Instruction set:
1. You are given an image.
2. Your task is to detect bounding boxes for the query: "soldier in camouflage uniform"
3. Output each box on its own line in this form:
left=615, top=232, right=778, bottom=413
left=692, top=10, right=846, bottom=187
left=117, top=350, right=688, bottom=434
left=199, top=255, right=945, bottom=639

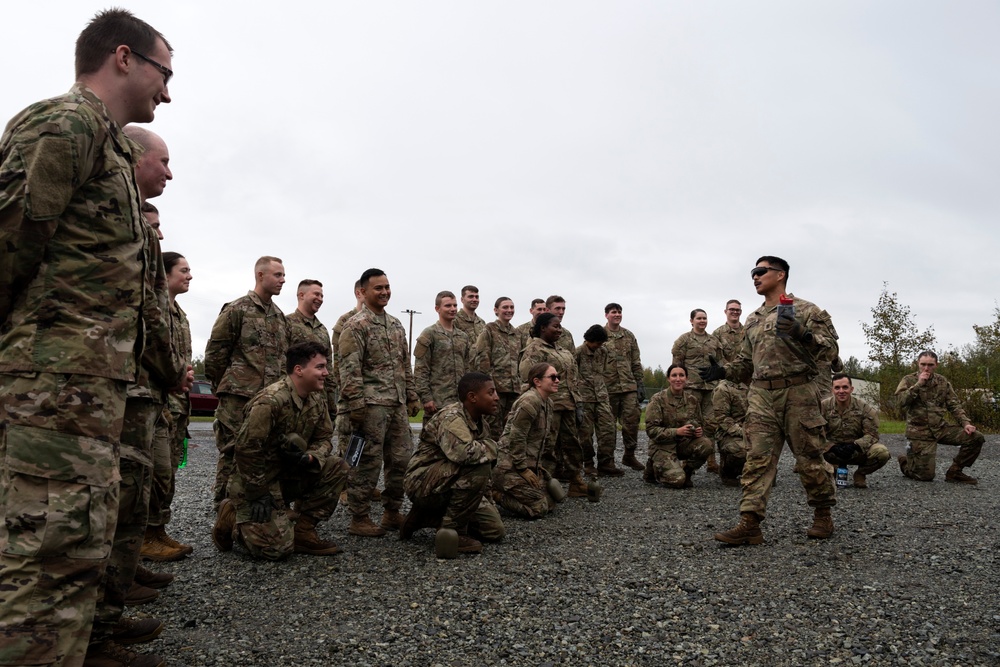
left=336, top=268, right=421, bottom=537
left=575, top=326, right=622, bottom=477
left=712, top=378, right=749, bottom=486
left=711, top=300, right=744, bottom=364
left=896, top=351, right=985, bottom=484
left=205, top=256, right=289, bottom=509
left=0, top=10, right=177, bottom=666
left=603, top=303, right=645, bottom=471
left=672, top=308, right=722, bottom=473
left=331, top=279, right=364, bottom=408
left=455, top=285, right=486, bottom=341
left=519, top=314, right=588, bottom=497
left=402, top=373, right=504, bottom=557
left=515, top=298, right=547, bottom=348
left=705, top=256, right=839, bottom=545
left=493, top=363, right=561, bottom=518
left=547, top=295, right=576, bottom=351
left=644, top=365, right=714, bottom=488
left=474, top=297, right=524, bottom=433
left=212, top=342, right=349, bottom=561
left=287, top=279, right=337, bottom=420
left=822, top=374, right=890, bottom=488
left=414, top=291, right=473, bottom=424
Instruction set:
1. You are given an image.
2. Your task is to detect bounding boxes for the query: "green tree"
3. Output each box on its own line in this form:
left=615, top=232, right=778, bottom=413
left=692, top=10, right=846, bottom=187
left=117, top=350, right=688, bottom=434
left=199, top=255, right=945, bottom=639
left=192, top=354, right=205, bottom=379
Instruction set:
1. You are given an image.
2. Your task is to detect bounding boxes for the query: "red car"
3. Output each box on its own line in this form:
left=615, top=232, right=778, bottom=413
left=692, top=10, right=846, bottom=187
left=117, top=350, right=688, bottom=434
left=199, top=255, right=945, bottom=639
left=189, top=380, right=219, bottom=416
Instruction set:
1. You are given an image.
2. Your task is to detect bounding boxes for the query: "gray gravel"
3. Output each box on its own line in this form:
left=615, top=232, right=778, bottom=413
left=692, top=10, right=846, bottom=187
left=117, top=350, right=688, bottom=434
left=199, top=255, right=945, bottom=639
left=139, top=423, right=999, bottom=666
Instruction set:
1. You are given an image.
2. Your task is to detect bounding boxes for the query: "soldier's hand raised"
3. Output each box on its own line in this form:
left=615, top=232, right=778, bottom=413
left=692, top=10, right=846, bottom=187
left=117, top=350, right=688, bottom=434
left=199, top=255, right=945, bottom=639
left=698, top=356, right=726, bottom=382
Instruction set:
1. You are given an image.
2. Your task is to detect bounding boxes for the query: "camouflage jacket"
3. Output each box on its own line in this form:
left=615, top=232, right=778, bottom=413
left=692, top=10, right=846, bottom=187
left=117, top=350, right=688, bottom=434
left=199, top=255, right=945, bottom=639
left=711, top=322, right=745, bottom=365
left=821, top=395, right=879, bottom=452
left=455, top=310, right=486, bottom=341
left=556, top=327, right=576, bottom=353
left=895, top=372, right=970, bottom=439
left=602, top=326, right=643, bottom=393
left=413, top=322, right=472, bottom=407
left=712, top=379, right=748, bottom=441
left=204, top=291, right=288, bottom=398
left=166, top=300, right=192, bottom=416
left=473, top=320, right=524, bottom=394
left=515, top=320, right=535, bottom=349
left=519, top=337, right=579, bottom=410
left=287, top=309, right=336, bottom=416
left=0, top=84, right=168, bottom=383
left=404, top=402, right=497, bottom=498
left=233, top=376, right=334, bottom=498
left=724, top=294, right=839, bottom=384
left=574, top=344, right=610, bottom=403
left=646, top=388, right=704, bottom=447
left=672, top=331, right=722, bottom=391
left=330, top=306, right=358, bottom=398
left=338, top=306, right=417, bottom=411
left=496, top=388, right=552, bottom=473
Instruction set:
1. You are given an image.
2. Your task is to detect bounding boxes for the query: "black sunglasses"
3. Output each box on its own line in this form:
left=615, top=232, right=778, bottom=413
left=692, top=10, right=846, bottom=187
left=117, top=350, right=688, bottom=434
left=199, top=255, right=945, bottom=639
left=750, top=266, right=782, bottom=279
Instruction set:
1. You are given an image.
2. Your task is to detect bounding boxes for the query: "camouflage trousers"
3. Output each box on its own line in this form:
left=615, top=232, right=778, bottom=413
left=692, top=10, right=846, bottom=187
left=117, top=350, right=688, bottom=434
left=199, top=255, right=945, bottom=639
left=578, top=400, right=617, bottom=467
left=91, top=397, right=161, bottom=642
left=648, top=436, right=714, bottom=488
left=551, top=409, right=583, bottom=480
left=406, top=461, right=493, bottom=533
left=824, top=443, right=891, bottom=476
left=693, top=388, right=716, bottom=439
left=485, top=392, right=518, bottom=437
left=470, top=495, right=506, bottom=542
left=337, top=404, right=413, bottom=518
left=718, top=435, right=748, bottom=480
left=492, top=467, right=552, bottom=519
left=902, top=427, right=985, bottom=481
left=739, top=384, right=836, bottom=520
left=213, top=394, right=249, bottom=509
left=0, top=372, right=125, bottom=667
left=608, top=391, right=640, bottom=451
left=227, top=456, right=349, bottom=561
left=148, top=408, right=187, bottom=527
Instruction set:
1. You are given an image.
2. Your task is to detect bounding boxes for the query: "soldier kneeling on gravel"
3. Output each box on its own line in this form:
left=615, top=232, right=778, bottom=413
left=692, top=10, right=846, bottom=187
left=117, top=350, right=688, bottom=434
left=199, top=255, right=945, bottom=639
left=401, top=372, right=505, bottom=558
left=213, top=342, right=350, bottom=560
left=821, top=373, right=890, bottom=488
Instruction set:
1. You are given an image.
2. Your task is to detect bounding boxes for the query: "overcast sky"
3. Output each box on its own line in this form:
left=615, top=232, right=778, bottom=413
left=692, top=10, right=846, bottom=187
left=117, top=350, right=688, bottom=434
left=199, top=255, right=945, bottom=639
left=4, top=1, right=998, bottom=372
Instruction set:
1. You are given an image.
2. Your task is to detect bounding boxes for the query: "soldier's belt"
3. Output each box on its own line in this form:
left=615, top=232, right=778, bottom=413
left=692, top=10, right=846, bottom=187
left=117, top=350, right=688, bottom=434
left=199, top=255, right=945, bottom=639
left=751, top=374, right=812, bottom=390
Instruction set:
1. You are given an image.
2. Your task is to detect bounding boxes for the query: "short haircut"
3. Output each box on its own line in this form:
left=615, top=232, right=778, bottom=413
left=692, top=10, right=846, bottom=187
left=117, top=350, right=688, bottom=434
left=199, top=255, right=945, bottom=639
left=584, top=324, right=608, bottom=343
left=917, top=350, right=938, bottom=362
left=124, top=125, right=156, bottom=151
left=458, top=371, right=492, bottom=400
left=359, top=268, right=385, bottom=287
left=545, top=295, right=565, bottom=308
left=526, top=362, right=554, bottom=388
left=298, top=279, right=322, bottom=291
left=140, top=201, right=158, bottom=214
left=725, top=299, right=741, bottom=308
left=162, top=251, right=184, bottom=274
left=666, top=363, right=688, bottom=377
left=461, top=285, right=479, bottom=297
left=76, top=9, right=172, bottom=78
left=532, top=312, right=558, bottom=339
left=286, top=341, right=327, bottom=374
left=353, top=279, right=362, bottom=290
left=605, top=303, right=622, bottom=314
left=494, top=296, right=512, bottom=309
left=690, top=309, right=706, bottom=319
left=756, top=255, right=790, bottom=279
left=255, top=256, right=283, bottom=272
left=831, top=373, right=852, bottom=384
left=435, top=290, right=456, bottom=307
left=530, top=298, right=545, bottom=309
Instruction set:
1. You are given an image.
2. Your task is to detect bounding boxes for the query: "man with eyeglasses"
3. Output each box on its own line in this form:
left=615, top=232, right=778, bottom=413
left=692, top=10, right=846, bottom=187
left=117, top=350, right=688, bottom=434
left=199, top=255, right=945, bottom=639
left=712, top=300, right=745, bottom=364
left=700, top=256, right=839, bottom=545
left=0, top=9, right=177, bottom=667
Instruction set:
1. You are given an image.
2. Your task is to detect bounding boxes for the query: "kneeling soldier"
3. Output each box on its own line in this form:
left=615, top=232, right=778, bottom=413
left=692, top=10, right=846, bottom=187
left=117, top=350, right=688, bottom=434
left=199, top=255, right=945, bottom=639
left=213, top=341, right=350, bottom=560
left=822, top=373, right=890, bottom=488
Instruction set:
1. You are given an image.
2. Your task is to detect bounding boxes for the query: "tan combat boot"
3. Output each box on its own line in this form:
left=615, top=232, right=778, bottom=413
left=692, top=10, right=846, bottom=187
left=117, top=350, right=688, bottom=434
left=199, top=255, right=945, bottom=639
left=133, top=564, right=173, bottom=590
left=597, top=462, right=625, bottom=477
left=380, top=509, right=406, bottom=531
left=806, top=507, right=834, bottom=539
left=621, top=449, right=644, bottom=471
left=83, top=640, right=165, bottom=667
left=945, top=465, right=978, bottom=484
left=158, top=526, right=193, bottom=556
left=110, top=617, right=164, bottom=645
left=140, top=526, right=187, bottom=562
left=348, top=515, right=387, bottom=537
left=714, top=512, right=763, bottom=545
left=853, top=472, right=868, bottom=488
left=457, top=534, right=483, bottom=554
left=293, top=515, right=342, bottom=555
left=211, top=499, right=236, bottom=552
left=567, top=474, right=589, bottom=498
left=706, top=454, right=720, bottom=475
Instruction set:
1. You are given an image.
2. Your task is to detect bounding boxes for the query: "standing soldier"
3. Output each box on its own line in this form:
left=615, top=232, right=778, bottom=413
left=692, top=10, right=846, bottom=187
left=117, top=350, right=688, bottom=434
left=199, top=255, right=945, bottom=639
left=547, top=295, right=576, bottom=351
left=516, top=298, right=548, bottom=346
left=702, top=256, right=839, bottom=545
left=331, top=279, right=364, bottom=407
left=455, top=285, right=486, bottom=341
left=414, top=291, right=473, bottom=424
left=337, top=268, right=421, bottom=536
left=712, top=300, right=744, bottom=364
left=287, top=279, right=337, bottom=420
left=0, top=9, right=177, bottom=666
left=474, top=296, right=524, bottom=432
left=205, top=256, right=289, bottom=509
left=576, top=326, right=623, bottom=477
left=603, top=303, right=645, bottom=472
left=822, top=374, right=890, bottom=488
left=896, top=351, right=985, bottom=484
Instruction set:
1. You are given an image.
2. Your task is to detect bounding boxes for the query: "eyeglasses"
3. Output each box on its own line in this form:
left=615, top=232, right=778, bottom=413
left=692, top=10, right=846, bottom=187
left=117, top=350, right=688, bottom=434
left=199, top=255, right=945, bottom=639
left=750, top=266, right=782, bottom=279
left=544, top=374, right=561, bottom=382
left=726, top=308, right=742, bottom=313
left=130, top=48, right=173, bottom=86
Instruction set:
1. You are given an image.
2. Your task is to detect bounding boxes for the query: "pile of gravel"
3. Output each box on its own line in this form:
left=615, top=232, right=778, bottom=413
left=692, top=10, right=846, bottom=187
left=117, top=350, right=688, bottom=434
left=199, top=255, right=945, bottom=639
left=141, top=424, right=998, bottom=666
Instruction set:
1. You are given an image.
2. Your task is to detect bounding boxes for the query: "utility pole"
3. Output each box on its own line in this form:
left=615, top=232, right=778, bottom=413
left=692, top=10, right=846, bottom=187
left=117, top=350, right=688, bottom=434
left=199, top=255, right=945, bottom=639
left=402, top=309, right=421, bottom=356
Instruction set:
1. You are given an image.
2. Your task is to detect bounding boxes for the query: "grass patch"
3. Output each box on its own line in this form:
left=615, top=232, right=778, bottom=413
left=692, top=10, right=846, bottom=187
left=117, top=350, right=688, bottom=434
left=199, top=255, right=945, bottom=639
left=879, top=419, right=905, bottom=434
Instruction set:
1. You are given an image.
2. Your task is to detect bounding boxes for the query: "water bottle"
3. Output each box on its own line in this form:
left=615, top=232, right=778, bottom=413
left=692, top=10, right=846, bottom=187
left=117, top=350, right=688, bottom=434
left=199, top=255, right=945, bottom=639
left=776, top=294, right=794, bottom=338
left=835, top=465, right=849, bottom=488
left=905, top=440, right=911, bottom=456
left=178, top=437, right=188, bottom=469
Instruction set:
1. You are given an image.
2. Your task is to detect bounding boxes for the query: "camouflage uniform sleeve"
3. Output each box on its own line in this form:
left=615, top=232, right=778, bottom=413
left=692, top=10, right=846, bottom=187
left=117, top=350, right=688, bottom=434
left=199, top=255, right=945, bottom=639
left=894, top=374, right=920, bottom=411
left=856, top=400, right=880, bottom=452
left=644, top=394, right=677, bottom=444
left=804, top=307, right=839, bottom=365
left=504, top=397, right=538, bottom=470
left=671, top=334, right=686, bottom=367
left=308, top=405, right=335, bottom=460
left=713, top=385, right=742, bottom=440
left=204, top=304, right=239, bottom=389
left=235, top=397, right=276, bottom=496
left=629, top=331, right=643, bottom=388
left=942, top=379, right=972, bottom=427
left=141, top=232, right=186, bottom=389
left=724, top=327, right=754, bottom=384
left=439, top=412, right=496, bottom=465
left=338, top=321, right=366, bottom=412
left=518, top=341, right=542, bottom=382
left=472, top=328, right=491, bottom=373
left=413, top=329, right=434, bottom=404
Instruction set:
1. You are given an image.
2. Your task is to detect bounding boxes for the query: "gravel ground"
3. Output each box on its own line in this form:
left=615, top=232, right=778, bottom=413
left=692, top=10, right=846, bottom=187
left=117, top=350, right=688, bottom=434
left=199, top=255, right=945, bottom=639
left=137, top=423, right=999, bottom=666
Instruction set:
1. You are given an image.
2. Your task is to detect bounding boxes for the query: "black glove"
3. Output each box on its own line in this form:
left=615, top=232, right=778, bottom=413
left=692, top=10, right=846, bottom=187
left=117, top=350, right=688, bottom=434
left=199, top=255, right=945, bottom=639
left=248, top=493, right=275, bottom=523
left=575, top=405, right=585, bottom=426
left=636, top=385, right=646, bottom=402
left=278, top=448, right=314, bottom=470
left=698, top=356, right=726, bottom=383
left=776, top=312, right=812, bottom=343
left=825, top=442, right=862, bottom=463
